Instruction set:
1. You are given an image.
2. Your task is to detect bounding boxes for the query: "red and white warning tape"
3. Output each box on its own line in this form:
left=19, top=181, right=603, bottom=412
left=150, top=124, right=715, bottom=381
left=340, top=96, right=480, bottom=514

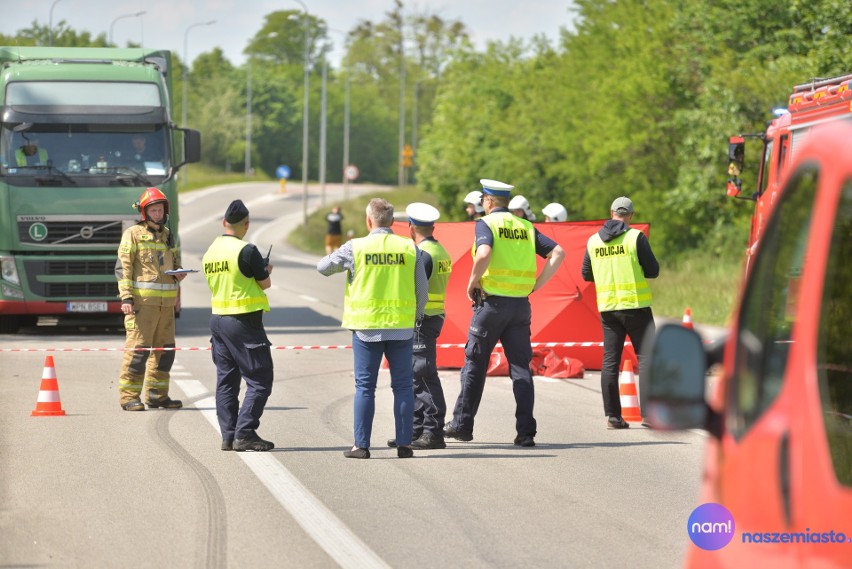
left=0, top=341, right=628, bottom=353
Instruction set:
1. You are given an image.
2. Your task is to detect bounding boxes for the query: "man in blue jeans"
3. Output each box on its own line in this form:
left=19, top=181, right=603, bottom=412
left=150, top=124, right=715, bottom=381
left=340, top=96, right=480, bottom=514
left=317, top=198, right=428, bottom=459
left=582, top=196, right=659, bottom=429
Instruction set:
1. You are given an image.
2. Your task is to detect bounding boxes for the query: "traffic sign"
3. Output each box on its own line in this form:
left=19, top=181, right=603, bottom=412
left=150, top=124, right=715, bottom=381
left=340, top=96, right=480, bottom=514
left=344, top=164, right=360, bottom=181
left=276, top=165, right=291, bottom=179
left=402, top=144, right=414, bottom=168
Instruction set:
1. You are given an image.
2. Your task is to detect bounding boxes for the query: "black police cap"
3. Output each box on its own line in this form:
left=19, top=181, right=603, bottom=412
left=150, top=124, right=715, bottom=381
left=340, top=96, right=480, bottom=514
left=225, top=199, right=249, bottom=223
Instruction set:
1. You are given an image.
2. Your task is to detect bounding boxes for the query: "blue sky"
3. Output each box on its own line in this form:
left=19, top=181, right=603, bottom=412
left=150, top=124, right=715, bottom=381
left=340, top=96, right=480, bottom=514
left=6, top=0, right=576, bottom=67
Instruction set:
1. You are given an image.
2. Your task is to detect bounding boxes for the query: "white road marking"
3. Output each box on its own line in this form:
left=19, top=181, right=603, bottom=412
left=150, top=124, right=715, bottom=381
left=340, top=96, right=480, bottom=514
left=300, top=295, right=319, bottom=303
left=173, top=378, right=390, bottom=569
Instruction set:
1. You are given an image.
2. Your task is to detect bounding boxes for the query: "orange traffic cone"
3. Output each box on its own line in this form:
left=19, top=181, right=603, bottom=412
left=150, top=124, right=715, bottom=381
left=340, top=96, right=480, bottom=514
left=31, top=355, right=66, bottom=416
left=618, top=359, right=642, bottom=423
left=682, top=307, right=694, bottom=330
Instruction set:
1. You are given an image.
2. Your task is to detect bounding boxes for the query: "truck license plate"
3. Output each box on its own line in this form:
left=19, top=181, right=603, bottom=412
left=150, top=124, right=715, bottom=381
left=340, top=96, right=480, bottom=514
left=66, top=301, right=108, bottom=313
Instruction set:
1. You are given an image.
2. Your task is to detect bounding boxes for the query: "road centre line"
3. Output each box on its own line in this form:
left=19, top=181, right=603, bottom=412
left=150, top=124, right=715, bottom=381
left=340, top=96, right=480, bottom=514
left=173, top=378, right=391, bottom=569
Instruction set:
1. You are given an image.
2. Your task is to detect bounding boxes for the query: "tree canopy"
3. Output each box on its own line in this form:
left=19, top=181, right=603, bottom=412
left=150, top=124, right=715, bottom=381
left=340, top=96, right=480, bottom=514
left=4, top=0, right=851, bottom=256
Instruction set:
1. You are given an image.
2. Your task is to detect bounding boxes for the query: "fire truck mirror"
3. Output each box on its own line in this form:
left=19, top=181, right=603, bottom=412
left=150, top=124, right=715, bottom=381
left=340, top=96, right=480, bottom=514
left=728, top=137, right=745, bottom=172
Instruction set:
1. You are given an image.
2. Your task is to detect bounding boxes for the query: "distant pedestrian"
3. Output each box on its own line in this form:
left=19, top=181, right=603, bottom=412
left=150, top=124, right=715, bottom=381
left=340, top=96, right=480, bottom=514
left=444, top=179, right=565, bottom=447
left=317, top=198, right=428, bottom=459
left=325, top=206, right=344, bottom=254
left=203, top=199, right=275, bottom=451
left=581, top=196, right=659, bottom=429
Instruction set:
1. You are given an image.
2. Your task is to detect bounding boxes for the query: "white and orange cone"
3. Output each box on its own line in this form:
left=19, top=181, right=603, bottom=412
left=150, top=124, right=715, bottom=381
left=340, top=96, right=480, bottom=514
left=618, top=359, right=643, bottom=423
left=31, top=355, right=66, bottom=416
left=682, top=307, right=694, bottom=330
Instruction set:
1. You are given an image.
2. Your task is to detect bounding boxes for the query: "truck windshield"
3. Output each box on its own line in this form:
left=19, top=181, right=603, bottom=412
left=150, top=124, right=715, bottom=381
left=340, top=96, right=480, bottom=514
left=0, top=125, right=170, bottom=187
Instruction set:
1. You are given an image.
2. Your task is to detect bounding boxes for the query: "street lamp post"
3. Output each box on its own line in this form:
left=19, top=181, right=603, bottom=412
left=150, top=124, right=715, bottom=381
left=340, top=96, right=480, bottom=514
left=48, top=0, right=64, bottom=46
left=290, top=0, right=310, bottom=224
left=397, top=25, right=406, bottom=187
left=182, top=20, right=216, bottom=188
left=245, top=59, right=252, bottom=177
left=109, top=11, right=146, bottom=45
left=319, top=50, right=328, bottom=206
left=327, top=29, right=351, bottom=201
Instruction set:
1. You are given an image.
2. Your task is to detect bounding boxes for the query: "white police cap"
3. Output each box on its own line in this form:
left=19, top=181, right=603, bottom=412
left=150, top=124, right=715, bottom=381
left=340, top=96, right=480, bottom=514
left=479, top=179, right=514, bottom=197
left=406, top=202, right=440, bottom=226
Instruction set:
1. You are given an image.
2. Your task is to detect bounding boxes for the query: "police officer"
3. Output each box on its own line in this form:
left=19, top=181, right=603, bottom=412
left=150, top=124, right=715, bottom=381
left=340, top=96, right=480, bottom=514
left=445, top=179, right=565, bottom=446
left=317, top=198, right=428, bottom=459
left=387, top=203, right=452, bottom=450
left=202, top=200, right=275, bottom=451
left=581, top=196, right=659, bottom=429
left=116, top=188, right=185, bottom=411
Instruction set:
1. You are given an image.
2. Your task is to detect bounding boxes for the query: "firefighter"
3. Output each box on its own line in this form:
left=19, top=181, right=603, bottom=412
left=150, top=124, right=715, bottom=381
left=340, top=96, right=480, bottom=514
left=464, top=190, right=485, bottom=220
left=509, top=195, right=537, bottom=221
left=542, top=203, right=568, bottom=222
left=116, top=188, right=186, bottom=411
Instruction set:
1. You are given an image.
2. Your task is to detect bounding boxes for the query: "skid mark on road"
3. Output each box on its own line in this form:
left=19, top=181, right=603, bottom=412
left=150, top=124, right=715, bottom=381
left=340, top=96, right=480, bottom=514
left=174, top=378, right=391, bottom=569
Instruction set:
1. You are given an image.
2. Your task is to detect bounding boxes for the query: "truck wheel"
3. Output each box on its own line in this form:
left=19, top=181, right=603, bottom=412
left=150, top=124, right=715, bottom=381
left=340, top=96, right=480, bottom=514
left=0, top=316, right=22, bottom=334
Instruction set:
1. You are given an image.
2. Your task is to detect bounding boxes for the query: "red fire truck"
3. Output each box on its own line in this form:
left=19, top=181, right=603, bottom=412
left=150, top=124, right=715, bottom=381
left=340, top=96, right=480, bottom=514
left=726, top=73, right=852, bottom=270
left=643, top=117, right=852, bottom=567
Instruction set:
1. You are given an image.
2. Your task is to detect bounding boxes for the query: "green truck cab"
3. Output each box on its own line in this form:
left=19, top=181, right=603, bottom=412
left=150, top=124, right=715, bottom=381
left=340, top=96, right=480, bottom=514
left=0, top=47, right=200, bottom=333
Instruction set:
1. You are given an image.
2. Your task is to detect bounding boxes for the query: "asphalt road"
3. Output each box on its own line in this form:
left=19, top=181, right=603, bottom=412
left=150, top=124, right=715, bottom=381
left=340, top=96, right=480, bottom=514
left=0, top=182, right=707, bottom=568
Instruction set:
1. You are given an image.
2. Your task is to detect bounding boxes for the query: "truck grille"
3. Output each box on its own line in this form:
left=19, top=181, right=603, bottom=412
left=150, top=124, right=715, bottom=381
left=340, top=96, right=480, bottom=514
left=24, top=258, right=119, bottom=299
left=17, top=216, right=129, bottom=247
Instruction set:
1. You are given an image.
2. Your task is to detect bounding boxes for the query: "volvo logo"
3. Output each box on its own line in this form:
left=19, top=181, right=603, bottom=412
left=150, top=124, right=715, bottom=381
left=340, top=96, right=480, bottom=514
left=80, top=225, right=95, bottom=240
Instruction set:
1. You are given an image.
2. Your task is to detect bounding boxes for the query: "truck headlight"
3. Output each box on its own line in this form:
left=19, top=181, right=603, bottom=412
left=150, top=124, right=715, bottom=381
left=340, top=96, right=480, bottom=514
left=1, top=256, right=20, bottom=285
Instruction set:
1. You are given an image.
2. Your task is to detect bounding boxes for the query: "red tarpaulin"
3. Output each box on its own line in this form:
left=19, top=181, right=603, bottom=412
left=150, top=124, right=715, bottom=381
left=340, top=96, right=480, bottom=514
left=391, top=219, right=649, bottom=371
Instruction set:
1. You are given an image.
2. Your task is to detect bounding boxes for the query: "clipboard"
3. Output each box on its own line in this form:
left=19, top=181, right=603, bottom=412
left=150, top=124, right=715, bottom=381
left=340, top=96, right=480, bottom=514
left=164, top=269, right=199, bottom=275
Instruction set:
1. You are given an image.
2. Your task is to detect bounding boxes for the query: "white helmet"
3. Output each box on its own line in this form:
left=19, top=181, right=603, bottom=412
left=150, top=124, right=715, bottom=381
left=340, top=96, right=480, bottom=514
left=508, top=195, right=536, bottom=221
left=542, top=202, right=568, bottom=222
left=464, top=190, right=484, bottom=213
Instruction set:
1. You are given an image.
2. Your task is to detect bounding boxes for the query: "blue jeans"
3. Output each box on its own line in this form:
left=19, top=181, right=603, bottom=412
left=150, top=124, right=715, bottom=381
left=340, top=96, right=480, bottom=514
left=351, top=334, right=415, bottom=449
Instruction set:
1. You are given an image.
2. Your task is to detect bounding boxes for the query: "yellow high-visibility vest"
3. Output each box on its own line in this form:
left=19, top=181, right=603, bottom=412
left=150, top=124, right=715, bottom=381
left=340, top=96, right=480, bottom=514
left=203, top=236, right=270, bottom=315
left=587, top=228, right=652, bottom=312
left=477, top=212, right=536, bottom=297
left=342, top=233, right=417, bottom=329
left=419, top=239, right=451, bottom=316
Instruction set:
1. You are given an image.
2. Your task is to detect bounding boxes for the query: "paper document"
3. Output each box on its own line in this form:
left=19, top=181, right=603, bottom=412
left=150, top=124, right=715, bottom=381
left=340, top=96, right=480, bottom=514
left=164, top=269, right=199, bottom=275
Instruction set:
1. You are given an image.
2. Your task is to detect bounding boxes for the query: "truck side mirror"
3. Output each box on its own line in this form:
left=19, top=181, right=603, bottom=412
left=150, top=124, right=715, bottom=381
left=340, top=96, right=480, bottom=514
left=726, top=136, right=745, bottom=197
left=174, top=128, right=201, bottom=169
left=640, top=324, right=719, bottom=435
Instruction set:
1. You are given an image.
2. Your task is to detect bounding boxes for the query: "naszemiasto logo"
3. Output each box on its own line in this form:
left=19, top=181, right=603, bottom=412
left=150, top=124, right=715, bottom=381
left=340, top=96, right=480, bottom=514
left=688, top=503, right=735, bottom=551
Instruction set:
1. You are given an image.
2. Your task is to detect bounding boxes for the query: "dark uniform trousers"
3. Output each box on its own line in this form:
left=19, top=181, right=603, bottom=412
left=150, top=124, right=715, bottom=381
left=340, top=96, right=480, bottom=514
left=209, top=311, right=274, bottom=440
left=600, top=306, right=655, bottom=417
left=412, top=314, right=447, bottom=437
left=451, top=295, right=536, bottom=437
